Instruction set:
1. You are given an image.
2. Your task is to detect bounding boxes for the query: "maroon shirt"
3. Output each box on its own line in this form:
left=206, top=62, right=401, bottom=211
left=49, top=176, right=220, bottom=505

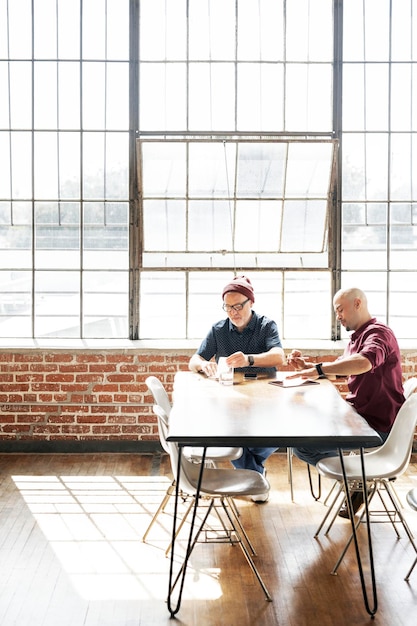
left=344, top=318, right=404, bottom=433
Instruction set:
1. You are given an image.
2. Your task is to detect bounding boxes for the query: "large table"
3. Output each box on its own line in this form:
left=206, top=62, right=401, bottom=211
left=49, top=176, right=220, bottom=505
left=166, top=371, right=382, bottom=616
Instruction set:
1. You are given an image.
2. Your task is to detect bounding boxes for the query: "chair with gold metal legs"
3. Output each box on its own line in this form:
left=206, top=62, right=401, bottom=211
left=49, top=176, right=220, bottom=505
left=315, top=394, right=417, bottom=575
left=143, top=376, right=243, bottom=551
left=151, top=404, right=272, bottom=605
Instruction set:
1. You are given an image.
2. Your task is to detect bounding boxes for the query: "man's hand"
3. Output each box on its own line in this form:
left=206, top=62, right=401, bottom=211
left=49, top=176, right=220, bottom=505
left=200, top=360, right=218, bottom=377
left=287, top=350, right=309, bottom=371
left=285, top=366, right=320, bottom=381
left=225, top=351, right=249, bottom=368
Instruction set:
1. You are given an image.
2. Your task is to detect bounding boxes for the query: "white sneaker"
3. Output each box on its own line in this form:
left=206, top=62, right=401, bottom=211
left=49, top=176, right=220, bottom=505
left=251, top=491, right=269, bottom=503
left=251, top=469, right=269, bottom=503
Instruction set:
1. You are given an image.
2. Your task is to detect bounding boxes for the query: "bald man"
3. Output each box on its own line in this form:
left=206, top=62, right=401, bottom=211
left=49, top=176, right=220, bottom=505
left=287, top=288, right=405, bottom=516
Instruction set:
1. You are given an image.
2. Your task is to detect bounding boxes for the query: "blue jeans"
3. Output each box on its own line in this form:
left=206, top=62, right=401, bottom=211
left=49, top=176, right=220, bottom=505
left=292, top=430, right=389, bottom=467
left=231, top=447, right=278, bottom=474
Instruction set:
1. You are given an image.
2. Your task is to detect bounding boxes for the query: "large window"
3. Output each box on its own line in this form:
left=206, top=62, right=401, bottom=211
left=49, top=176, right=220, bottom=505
left=1, top=0, right=416, bottom=341
left=0, top=0, right=130, bottom=338
left=340, top=0, right=417, bottom=340
left=137, top=136, right=337, bottom=339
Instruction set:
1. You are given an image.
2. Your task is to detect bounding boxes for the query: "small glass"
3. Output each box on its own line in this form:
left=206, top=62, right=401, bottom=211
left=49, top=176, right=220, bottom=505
left=218, top=357, right=234, bottom=385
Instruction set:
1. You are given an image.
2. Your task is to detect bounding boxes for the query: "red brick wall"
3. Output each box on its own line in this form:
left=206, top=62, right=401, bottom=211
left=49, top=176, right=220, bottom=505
left=0, top=348, right=416, bottom=450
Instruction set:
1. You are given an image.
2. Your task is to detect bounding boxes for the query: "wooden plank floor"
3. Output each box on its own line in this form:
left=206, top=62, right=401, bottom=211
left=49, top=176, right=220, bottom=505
left=0, top=452, right=417, bottom=626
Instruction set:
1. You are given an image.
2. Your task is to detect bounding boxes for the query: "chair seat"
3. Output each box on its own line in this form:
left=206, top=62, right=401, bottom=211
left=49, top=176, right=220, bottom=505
left=185, top=446, right=242, bottom=462
left=183, top=463, right=270, bottom=498
left=316, top=453, right=404, bottom=483
left=406, top=488, right=417, bottom=511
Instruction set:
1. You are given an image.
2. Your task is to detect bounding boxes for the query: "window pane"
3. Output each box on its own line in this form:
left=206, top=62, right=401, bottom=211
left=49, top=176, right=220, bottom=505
left=139, top=0, right=187, bottom=60
left=237, top=0, right=284, bottom=62
left=389, top=273, right=417, bottom=339
left=188, top=271, right=233, bottom=338
left=189, top=143, right=235, bottom=197
left=106, top=0, right=129, bottom=60
left=390, top=65, right=416, bottom=131
left=34, top=0, right=58, bottom=58
left=58, top=63, right=81, bottom=128
left=0, top=202, right=32, bottom=268
left=139, top=272, right=186, bottom=339
left=34, top=133, right=59, bottom=198
left=141, top=143, right=186, bottom=197
left=286, top=0, right=333, bottom=61
left=343, top=0, right=390, bottom=62
left=189, top=0, right=235, bottom=60
left=83, top=133, right=106, bottom=198
left=0, top=270, right=32, bottom=338
left=286, top=64, right=333, bottom=131
left=139, top=64, right=187, bottom=130
left=390, top=134, right=416, bottom=201
left=83, top=202, right=129, bottom=270
left=188, top=200, right=234, bottom=251
left=286, top=143, right=333, bottom=197
left=7, top=0, right=32, bottom=59
left=390, top=206, right=417, bottom=270
left=34, top=270, right=80, bottom=338
left=35, top=202, right=80, bottom=270
left=234, top=200, right=281, bottom=251
left=9, top=62, right=32, bottom=128
left=143, top=200, right=186, bottom=251
left=281, top=200, right=327, bottom=253
left=82, top=63, right=107, bottom=129
left=342, top=134, right=389, bottom=201
left=58, top=0, right=81, bottom=59
left=104, top=133, right=129, bottom=199
left=283, top=272, right=332, bottom=340
left=342, top=202, right=388, bottom=270
left=83, top=271, right=128, bottom=338
left=237, top=64, right=284, bottom=131
left=236, top=143, right=285, bottom=198
left=189, top=63, right=235, bottom=130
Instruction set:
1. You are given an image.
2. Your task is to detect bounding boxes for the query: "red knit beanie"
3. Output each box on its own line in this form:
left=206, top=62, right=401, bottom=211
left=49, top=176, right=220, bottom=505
left=222, top=275, right=255, bottom=303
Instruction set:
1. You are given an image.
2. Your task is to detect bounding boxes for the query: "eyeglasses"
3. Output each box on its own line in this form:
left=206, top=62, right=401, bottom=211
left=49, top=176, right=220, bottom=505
left=222, top=298, right=250, bottom=313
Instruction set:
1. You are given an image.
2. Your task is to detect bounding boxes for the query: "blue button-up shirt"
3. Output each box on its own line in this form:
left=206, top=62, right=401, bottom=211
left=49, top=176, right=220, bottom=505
left=196, top=311, right=282, bottom=375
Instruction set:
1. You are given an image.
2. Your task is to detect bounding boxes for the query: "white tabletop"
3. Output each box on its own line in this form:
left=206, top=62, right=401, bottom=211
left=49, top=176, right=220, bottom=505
left=167, top=371, right=382, bottom=449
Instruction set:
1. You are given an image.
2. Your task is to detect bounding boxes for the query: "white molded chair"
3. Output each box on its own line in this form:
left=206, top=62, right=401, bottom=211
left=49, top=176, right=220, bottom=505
left=152, top=404, right=272, bottom=601
left=143, top=376, right=243, bottom=548
left=311, top=376, right=417, bottom=509
left=405, top=488, right=417, bottom=580
left=314, top=394, right=417, bottom=574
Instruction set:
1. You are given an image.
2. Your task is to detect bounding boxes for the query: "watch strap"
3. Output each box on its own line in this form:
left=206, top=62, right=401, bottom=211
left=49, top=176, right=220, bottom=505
left=315, top=363, right=326, bottom=379
left=248, top=355, right=255, bottom=367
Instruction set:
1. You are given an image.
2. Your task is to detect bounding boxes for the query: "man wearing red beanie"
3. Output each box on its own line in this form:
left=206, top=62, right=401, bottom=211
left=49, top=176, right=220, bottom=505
left=189, top=275, right=285, bottom=502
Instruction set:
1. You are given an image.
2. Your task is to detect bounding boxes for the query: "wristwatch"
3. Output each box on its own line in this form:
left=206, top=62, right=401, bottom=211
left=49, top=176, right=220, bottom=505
left=315, top=363, right=326, bottom=379
left=248, top=355, right=255, bottom=367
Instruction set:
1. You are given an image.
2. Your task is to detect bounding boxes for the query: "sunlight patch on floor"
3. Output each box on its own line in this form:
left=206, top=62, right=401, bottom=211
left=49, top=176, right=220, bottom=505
left=11, top=474, right=224, bottom=601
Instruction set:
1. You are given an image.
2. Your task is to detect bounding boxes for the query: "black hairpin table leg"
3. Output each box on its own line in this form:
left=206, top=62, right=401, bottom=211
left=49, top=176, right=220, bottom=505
left=167, top=446, right=207, bottom=618
left=338, top=447, right=377, bottom=617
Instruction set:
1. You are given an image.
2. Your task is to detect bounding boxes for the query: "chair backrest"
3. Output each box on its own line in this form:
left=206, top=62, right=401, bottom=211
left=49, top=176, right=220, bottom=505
left=151, top=404, right=198, bottom=494
left=151, top=403, right=171, bottom=455
left=146, top=376, right=172, bottom=417
left=403, top=377, right=417, bottom=399
left=363, top=393, right=417, bottom=480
